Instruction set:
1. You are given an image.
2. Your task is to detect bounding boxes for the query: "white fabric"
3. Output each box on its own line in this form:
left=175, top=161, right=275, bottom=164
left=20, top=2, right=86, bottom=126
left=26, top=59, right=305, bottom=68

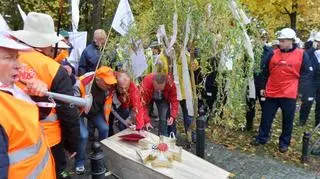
left=67, top=31, right=87, bottom=71
left=248, top=78, right=256, bottom=99
left=17, top=4, right=27, bottom=22
left=0, top=82, right=34, bottom=104
left=71, top=0, right=80, bottom=32
left=129, top=40, right=148, bottom=78
left=180, top=14, right=194, bottom=116
left=111, top=0, right=134, bottom=36
left=0, top=15, right=10, bottom=31
left=315, top=50, right=320, bottom=63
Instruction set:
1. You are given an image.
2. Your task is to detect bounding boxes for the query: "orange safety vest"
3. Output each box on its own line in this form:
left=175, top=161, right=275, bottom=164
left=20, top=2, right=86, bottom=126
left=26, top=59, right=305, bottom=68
left=0, top=91, right=56, bottom=179
left=17, top=50, right=62, bottom=147
left=79, top=72, right=113, bottom=124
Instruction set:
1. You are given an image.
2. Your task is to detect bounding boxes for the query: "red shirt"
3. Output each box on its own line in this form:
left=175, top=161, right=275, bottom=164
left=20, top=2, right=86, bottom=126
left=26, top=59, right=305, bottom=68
left=266, top=48, right=304, bottom=99
left=140, top=73, right=179, bottom=124
left=117, top=81, right=145, bottom=130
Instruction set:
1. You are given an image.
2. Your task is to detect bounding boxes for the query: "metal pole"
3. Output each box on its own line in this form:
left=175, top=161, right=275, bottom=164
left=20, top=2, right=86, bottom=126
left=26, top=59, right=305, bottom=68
left=54, top=0, right=64, bottom=58
left=301, top=132, right=310, bottom=163
left=90, top=142, right=107, bottom=179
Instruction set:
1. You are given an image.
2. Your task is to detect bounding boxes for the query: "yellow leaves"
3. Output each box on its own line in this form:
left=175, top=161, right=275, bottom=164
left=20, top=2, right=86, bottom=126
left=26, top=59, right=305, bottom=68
left=240, top=0, right=319, bottom=39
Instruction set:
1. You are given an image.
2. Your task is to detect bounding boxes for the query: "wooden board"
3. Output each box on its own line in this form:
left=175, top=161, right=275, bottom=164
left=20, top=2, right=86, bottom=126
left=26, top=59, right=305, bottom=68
left=101, top=129, right=230, bottom=179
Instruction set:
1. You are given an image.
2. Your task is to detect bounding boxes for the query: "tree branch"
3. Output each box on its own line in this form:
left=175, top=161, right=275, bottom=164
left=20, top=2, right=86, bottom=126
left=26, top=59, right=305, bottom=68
left=283, top=7, right=290, bottom=14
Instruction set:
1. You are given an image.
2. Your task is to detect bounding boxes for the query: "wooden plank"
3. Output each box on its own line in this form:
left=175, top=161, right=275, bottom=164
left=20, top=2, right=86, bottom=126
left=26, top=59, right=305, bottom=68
left=101, top=129, right=230, bottom=179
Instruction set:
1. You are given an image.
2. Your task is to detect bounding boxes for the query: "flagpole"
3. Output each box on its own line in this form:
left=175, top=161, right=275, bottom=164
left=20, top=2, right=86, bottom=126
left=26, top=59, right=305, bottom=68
left=87, top=25, right=113, bottom=95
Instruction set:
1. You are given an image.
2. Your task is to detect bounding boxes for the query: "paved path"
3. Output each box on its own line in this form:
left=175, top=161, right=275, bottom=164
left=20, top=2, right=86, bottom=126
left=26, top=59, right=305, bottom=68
left=183, top=140, right=320, bottom=179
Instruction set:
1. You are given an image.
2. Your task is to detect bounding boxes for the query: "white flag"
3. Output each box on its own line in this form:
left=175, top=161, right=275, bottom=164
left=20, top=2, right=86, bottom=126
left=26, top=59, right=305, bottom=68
left=111, top=0, right=134, bottom=36
left=0, top=14, right=10, bottom=31
left=17, top=4, right=27, bottom=22
left=71, top=0, right=80, bottom=32
left=129, top=40, right=148, bottom=78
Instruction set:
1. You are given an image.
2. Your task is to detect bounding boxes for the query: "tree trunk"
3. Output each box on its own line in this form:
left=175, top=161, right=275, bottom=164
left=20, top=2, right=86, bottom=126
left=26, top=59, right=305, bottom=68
left=290, top=0, right=298, bottom=31
left=289, top=12, right=297, bottom=31
left=91, top=0, right=103, bottom=34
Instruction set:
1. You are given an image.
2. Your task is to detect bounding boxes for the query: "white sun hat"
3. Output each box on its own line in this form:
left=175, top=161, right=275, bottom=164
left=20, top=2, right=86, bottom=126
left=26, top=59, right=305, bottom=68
left=0, top=31, right=30, bottom=50
left=9, top=12, right=63, bottom=48
left=52, top=39, right=70, bottom=49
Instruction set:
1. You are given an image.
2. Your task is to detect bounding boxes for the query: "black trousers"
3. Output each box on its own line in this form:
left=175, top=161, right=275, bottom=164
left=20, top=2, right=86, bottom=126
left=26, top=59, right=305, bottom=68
left=256, top=98, right=296, bottom=148
left=50, top=142, right=67, bottom=176
left=179, top=99, right=193, bottom=133
left=299, top=86, right=320, bottom=126
left=246, top=86, right=265, bottom=129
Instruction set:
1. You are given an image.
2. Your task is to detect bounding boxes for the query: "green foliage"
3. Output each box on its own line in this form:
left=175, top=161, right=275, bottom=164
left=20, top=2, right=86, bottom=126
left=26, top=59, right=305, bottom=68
left=103, top=0, right=263, bottom=129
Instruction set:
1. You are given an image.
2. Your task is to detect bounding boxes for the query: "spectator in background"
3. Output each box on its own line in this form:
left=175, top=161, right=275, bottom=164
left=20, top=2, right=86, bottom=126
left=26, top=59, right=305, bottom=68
left=78, top=29, right=106, bottom=76
left=299, top=32, right=320, bottom=127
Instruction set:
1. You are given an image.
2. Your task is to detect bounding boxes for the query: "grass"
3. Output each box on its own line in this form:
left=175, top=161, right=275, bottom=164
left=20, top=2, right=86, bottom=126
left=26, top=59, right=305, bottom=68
left=176, top=101, right=320, bottom=173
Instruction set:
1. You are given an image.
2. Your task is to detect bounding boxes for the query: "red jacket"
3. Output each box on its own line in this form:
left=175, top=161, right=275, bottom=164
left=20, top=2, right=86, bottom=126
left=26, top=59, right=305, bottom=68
left=117, top=81, right=145, bottom=130
left=140, top=73, right=179, bottom=124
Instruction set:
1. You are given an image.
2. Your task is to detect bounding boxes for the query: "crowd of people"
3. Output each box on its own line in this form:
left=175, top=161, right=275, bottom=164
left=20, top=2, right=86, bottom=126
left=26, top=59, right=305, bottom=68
left=0, top=11, right=319, bottom=179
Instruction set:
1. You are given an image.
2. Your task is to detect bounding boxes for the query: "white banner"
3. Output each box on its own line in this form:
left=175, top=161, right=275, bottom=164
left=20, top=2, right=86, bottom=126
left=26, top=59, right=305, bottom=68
left=71, top=0, right=80, bottom=32
left=129, top=40, right=148, bottom=78
left=0, top=14, right=10, bottom=31
left=111, top=0, right=134, bottom=36
left=17, top=4, right=27, bottom=22
left=67, top=31, right=87, bottom=74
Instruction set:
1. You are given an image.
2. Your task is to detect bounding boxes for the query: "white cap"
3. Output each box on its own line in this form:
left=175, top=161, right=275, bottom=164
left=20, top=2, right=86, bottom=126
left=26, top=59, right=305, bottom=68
left=0, top=31, right=30, bottom=50
left=277, top=28, right=296, bottom=40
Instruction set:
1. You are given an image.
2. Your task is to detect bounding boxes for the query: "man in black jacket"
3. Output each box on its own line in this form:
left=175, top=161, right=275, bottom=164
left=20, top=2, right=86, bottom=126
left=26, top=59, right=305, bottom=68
left=299, top=32, right=320, bottom=127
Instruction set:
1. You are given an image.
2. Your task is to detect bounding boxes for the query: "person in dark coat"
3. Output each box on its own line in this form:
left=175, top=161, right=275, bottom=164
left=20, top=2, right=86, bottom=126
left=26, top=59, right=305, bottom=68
left=299, top=32, right=320, bottom=127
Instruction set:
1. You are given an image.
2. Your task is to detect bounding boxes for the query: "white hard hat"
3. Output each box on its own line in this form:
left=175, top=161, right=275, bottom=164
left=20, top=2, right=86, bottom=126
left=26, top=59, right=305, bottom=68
left=314, top=32, right=320, bottom=42
left=0, top=31, right=30, bottom=50
left=277, top=28, right=296, bottom=40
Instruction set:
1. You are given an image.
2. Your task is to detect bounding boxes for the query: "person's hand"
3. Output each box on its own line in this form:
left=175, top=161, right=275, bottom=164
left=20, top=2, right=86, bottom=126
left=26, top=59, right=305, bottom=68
left=137, top=130, right=147, bottom=137
left=68, top=152, right=77, bottom=159
left=167, top=117, right=174, bottom=126
left=260, top=89, right=265, bottom=97
left=145, top=122, right=153, bottom=131
left=126, top=119, right=134, bottom=127
left=21, top=78, right=48, bottom=97
left=63, top=65, right=72, bottom=76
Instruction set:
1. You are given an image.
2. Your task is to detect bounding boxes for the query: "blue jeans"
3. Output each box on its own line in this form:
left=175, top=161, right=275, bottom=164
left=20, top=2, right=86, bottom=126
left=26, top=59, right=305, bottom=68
left=75, top=117, right=88, bottom=167
left=89, top=112, right=109, bottom=141
left=154, top=99, right=176, bottom=136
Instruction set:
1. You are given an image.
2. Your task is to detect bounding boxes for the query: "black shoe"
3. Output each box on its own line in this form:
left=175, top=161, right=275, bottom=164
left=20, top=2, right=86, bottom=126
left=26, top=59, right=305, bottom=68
left=279, top=146, right=288, bottom=153
left=250, top=139, right=264, bottom=146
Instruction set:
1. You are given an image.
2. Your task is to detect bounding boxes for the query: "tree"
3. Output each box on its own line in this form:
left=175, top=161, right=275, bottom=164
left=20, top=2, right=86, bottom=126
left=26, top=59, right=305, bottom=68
left=240, top=0, right=319, bottom=39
